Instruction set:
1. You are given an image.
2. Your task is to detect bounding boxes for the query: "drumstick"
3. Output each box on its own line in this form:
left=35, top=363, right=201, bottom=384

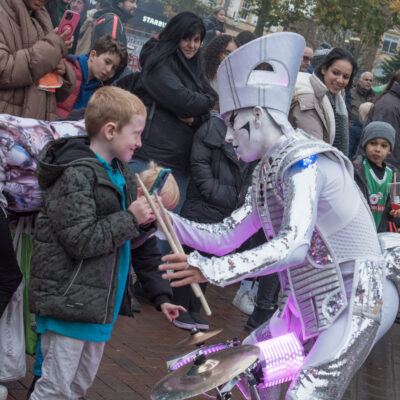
left=154, top=192, right=212, bottom=316
left=394, top=173, right=397, bottom=198
left=136, top=174, right=212, bottom=316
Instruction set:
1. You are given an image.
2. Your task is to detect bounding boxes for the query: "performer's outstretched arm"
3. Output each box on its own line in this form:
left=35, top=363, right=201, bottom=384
left=161, top=159, right=322, bottom=287
left=164, top=187, right=262, bottom=256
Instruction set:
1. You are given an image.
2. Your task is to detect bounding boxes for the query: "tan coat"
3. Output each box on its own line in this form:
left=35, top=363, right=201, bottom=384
left=0, top=0, right=76, bottom=121
left=289, top=73, right=335, bottom=145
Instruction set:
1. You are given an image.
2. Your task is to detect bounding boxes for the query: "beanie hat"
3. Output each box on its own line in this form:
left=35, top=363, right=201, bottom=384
left=361, top=121, right=396, bottom=150
left=311, top=42, right=332, bottom=69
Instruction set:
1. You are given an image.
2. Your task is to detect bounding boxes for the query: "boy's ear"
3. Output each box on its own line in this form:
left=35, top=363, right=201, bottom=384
left=103, top=121, right=116, bottom=141
left=137, top=187, right=143, bottom=197
left=89, top=50, right=97, bottom=61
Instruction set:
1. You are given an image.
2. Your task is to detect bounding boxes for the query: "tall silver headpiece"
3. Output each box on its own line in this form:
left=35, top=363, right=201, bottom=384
left=217, top=32, right=305, bottom=117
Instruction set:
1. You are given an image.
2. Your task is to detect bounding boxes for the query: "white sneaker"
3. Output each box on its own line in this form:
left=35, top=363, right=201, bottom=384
left=0, top=384, right=8, bottom=400
left=232, top=289, right=255, bottom=315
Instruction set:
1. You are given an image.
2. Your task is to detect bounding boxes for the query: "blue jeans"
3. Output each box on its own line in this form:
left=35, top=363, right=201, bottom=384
left=128, top=158, right=190, bottom=254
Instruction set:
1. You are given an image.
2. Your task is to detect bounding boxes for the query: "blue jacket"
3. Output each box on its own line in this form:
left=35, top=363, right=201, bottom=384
left=56, top=54, right=102, bottom=118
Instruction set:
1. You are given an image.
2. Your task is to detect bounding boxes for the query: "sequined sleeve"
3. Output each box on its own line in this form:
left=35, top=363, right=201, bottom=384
left=188, top=160, right=322, bottom=286
left=168, top=188, right=262, bottom=256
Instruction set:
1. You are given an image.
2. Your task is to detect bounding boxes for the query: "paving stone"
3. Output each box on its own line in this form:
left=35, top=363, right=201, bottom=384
left=5, top=283, right=400, bottom=399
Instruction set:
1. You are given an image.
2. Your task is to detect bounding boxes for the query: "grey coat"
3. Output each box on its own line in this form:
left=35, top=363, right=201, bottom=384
left=366, top=82, right=400, bottom=169
left=29, top=136, right=154, bottom=324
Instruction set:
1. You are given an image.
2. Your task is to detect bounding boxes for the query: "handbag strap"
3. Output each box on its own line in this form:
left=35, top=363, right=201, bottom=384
left=12, top=216, right=33, bottom=265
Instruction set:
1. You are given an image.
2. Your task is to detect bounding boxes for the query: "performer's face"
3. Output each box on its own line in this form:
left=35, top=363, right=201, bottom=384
left=224, top=107, right=270, bottom=162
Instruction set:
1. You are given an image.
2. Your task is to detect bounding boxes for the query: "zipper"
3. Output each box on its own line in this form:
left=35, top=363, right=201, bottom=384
left=62, top=259, right=83, bottom=296
left=103, top=253, right=117, bottom=323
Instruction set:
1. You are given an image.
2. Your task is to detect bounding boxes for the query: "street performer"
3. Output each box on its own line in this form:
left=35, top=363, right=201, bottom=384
left=159, top=32, right=400, bottom=399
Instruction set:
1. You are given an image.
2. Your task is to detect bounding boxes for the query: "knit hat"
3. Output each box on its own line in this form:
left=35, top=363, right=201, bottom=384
left=311, top=42, right=332, bottom=69
left=361, top=121, right=396, bottom=150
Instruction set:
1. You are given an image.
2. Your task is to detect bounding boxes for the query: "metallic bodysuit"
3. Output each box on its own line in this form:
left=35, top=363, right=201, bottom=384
left=170, top=130, right=398, bottom=399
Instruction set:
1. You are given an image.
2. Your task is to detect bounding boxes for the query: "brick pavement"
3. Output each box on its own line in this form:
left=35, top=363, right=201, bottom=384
left=5, top=282, right=400, bottom=399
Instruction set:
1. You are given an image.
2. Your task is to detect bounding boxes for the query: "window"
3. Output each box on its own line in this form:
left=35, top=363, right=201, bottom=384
left=240, top=0, right=251, bottom=21
left=382, top=35, right=399, bottom=54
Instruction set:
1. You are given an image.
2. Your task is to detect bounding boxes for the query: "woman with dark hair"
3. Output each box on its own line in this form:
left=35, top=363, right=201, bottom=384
left=202, top=7, right=226, bottom=47
left=202, top=34, right=237, bottom=90
left=172, top=33, right=279, bottom=331
left=290, top=47, right=357, bottom=156
left=129, top=12, right=216, bottom=214
left=362, top=70, right=400, bottom=168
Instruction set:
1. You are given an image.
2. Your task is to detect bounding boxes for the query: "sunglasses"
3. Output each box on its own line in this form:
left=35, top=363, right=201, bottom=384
left=303, top=56, right=312, bottom=63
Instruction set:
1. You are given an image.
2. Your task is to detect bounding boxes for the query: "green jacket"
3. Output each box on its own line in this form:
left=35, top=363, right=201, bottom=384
left=29, top=136, right=154, bottom=324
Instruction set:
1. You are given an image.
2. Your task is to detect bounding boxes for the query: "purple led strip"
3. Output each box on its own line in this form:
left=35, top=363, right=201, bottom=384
left=170, top=343, right=228, bottom=371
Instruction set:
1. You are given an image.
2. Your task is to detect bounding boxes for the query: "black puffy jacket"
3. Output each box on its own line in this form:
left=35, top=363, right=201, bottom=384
left=180, top=116, right=265, bottom=254
left=180, top=116, right=257, bottom=223
left=132, top=38, right=216, bottom=170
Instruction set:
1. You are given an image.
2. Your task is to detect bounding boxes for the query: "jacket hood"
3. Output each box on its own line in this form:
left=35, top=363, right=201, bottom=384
left=294, top=72, right=328, bottom=100
left=139, top=37, right=158, bottom=68
left=37, top=136, right=97, bottom=189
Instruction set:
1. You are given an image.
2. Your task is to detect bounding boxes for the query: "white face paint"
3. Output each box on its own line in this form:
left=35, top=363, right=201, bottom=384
left=224, top=107, right=283, bottom=162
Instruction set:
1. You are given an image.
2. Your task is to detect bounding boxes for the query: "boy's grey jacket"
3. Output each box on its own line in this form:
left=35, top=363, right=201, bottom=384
left=29, top=136, right=157, bottom=324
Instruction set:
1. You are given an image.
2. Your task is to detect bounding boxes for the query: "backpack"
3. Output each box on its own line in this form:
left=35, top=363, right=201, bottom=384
left=75, top=12, right=122, bottom=55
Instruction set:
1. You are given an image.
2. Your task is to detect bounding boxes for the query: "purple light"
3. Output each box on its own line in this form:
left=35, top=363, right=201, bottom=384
left=256, top=333, right=304, bottom=388
left=169, top=344, right=228, bottom=371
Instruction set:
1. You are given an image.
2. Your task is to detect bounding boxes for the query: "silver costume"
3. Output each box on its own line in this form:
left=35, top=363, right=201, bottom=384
left=165, top=32, right=400, bottom=399
left=170, top=130, right=398, bottom=399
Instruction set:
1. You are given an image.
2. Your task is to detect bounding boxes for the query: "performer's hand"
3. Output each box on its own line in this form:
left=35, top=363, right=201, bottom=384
left=160, top=302, right=186, bottom=322
left=159, top=253, right=207, bottom=286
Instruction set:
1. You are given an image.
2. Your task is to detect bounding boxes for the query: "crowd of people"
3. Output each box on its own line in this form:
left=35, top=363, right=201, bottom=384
left=0, top=0, right=400, bottom=399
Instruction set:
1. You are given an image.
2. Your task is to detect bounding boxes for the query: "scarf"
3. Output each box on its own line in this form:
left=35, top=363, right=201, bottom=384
left=327, top=92, right=349, bottom=156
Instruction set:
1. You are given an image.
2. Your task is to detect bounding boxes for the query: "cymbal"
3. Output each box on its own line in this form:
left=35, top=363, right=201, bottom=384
left=173, top=328, right=223, bottom=349
left=151, top=344, right=260, bottom=400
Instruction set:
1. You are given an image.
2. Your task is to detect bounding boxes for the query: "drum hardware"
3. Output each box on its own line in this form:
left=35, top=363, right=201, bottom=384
left=156, top=333, right=305, bottom=399
left=167, top=338, right=240, bottom=372
left=151, top=345, right=260, bottom=400
left=218, top=362, right=260, bottom=400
